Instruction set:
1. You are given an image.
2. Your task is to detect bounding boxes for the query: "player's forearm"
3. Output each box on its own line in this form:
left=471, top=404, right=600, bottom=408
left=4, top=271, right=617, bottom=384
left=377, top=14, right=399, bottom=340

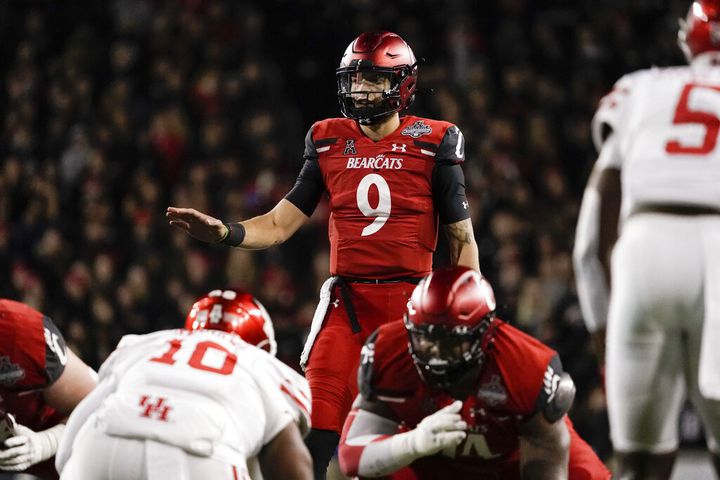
left=232, top=199, right=308, bottom=249
left=340, top=430, right=431, bottom=477
left=453, top=240, right=479, bottom=271
left=238, top=214, right=290, bottom=249
left=445, top=219, right=480, bottom=271
left=339, top=409, right=411, bottom=477
left=573, top=186, right=609, bottom=333
left=340, top=404, right=466, bottom=477
left=521, top=458, right=569, bottom=480
left=519, top=419, right=570, bottom=480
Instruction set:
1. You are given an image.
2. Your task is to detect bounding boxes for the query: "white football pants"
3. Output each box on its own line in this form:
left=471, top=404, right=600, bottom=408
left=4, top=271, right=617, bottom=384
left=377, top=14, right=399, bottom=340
left=606, top=213, right=720, bottom=453
left=60, top=419, right=250, bottom=480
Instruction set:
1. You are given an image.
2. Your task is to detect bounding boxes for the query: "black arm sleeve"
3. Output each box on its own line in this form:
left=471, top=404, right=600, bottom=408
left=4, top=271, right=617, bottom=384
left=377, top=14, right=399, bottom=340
left=285, top=159, right=325, bottom=217
left=42, top=315, right=68, bottom=385
left=284, top=126, right=325, bottom=217
left=432, top=163, right=471, bottom=224
left=436, top=125, right=465, bottom=164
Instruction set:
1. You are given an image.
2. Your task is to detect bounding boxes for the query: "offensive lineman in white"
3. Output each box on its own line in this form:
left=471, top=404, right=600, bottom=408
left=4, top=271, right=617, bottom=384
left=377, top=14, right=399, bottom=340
left=55, top=289, right=313, bottom=480
left=573, top=1, right=720, bottom=478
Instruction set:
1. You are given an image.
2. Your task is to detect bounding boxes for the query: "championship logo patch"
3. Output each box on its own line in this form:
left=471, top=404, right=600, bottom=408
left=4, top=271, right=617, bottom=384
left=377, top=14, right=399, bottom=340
left=401, top=120, right=432, bottom=138
left=476, top=375, right=507, bottom=407
left=343, top=139, right=357, bottom=155
left=0, top=356, right=25, bottom=387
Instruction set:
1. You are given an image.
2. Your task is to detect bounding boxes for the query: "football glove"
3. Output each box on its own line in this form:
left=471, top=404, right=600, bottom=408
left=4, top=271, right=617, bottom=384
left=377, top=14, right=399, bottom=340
left=0, top=422, right=65, bottom=471
left=392, top=400, right=467, bottom=460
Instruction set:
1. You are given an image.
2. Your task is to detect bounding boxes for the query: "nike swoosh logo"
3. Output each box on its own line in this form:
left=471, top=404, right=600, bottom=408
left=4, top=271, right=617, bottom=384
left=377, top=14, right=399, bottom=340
left=386, top=52, right=401, bottom=58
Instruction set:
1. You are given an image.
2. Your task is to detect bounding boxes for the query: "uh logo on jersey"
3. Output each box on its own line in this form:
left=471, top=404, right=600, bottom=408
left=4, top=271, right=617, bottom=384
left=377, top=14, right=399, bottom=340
left=139, top=394, right=173, bottom=422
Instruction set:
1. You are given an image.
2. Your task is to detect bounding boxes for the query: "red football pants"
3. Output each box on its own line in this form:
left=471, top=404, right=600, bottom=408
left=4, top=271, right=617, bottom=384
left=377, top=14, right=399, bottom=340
left=304, top=280, right=417, bottom=433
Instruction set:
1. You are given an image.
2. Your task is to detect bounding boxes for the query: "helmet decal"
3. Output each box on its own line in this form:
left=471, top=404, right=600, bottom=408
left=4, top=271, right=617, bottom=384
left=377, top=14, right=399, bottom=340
left=185, top=289, right=277, bottom=356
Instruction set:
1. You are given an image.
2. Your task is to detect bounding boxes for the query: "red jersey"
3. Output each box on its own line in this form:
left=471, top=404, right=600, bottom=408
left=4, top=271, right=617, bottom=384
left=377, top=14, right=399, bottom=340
left=358, top=320, right=610, bottom=479
left=302, top=115, right=466, bottom=279
left=0, top=299, right=67, bottom=431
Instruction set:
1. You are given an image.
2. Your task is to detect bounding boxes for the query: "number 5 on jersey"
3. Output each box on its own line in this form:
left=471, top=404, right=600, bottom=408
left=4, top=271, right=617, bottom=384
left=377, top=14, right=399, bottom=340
left=666, top=83, right=720, bottom=155
left=357, top=173, right=391, bottom=236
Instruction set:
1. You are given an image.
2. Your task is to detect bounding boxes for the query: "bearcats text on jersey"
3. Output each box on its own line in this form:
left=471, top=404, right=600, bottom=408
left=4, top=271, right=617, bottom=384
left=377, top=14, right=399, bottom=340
left=346, top=154, right=403, bottom=169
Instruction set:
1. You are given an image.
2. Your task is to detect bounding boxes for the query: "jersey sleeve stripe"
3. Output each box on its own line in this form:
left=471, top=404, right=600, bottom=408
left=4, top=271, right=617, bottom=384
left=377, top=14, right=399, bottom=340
left=280, top=383, right=311, bottom=416
left=314, top=138, right=339, bottom=147
left=413, top=139, right=438, bottom=150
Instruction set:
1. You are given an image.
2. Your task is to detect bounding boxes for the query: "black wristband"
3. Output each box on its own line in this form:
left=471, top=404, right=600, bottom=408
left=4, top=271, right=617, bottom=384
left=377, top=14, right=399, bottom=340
left=220, top=222, right=246, bottom=247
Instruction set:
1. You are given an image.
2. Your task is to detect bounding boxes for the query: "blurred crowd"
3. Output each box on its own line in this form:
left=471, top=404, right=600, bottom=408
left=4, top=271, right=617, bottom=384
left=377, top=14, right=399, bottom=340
left=0, top=0, right=695, bottom=459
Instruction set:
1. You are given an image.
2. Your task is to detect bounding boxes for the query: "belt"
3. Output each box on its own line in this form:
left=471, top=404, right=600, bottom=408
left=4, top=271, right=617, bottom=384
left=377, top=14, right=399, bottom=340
left=334, top=276, right=423, bottom=334
left=339, top=276, right=423, bottom=285
left=632, top=203, right=720, bottom=216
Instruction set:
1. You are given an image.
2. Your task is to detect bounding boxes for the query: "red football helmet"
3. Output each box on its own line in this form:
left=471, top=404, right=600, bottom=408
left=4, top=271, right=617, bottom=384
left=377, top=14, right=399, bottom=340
left=185, top=289, right=277, bottom=356
left=405, top=266, right=497, bottom=388
left=678, top=1, right=720, bottom=62
left=336, top=31, right=418, bottom=125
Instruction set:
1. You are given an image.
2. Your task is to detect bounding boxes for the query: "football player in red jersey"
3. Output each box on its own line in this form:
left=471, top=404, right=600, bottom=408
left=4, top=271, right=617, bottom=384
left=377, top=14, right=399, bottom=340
left=0, top=299, right=97, bottom=479
left=338, top=266, right=611, bottom=480
left=167, top=31, right=480, bottom=477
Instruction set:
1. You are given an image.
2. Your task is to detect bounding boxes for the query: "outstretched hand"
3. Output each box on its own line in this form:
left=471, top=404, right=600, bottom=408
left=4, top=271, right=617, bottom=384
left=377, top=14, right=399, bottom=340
left=166, top=207, right=228, bottom=244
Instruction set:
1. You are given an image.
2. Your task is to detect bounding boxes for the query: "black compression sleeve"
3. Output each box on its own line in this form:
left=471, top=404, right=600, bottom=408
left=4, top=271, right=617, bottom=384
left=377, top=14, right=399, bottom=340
left=432, top=163, right=471, bottom=224
left=285, top=158, right=325, bottom=217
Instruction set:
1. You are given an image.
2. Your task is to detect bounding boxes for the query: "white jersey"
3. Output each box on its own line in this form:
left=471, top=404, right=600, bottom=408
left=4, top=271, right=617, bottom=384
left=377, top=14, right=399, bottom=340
left=56, top=329, right=311, bottom=474
left=592, top=52, right=720, bottom=221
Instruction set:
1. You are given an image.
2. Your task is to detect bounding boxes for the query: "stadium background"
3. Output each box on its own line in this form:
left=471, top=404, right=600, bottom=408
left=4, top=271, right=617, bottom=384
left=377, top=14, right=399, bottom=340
left=0, top=0, right=707, bottom=469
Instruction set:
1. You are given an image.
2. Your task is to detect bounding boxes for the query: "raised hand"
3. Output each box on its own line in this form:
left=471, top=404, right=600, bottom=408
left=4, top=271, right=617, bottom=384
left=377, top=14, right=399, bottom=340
left=166, top=207, right=228, bottom=244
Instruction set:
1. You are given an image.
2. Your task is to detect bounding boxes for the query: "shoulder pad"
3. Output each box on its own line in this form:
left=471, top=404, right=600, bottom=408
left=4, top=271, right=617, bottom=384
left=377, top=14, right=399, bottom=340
left=42, top=316, right=68, bottom=385
left=358, top=329, right=380, bottom=401
left=303, top=125, right=318, bottom=160
left=435, top=125, right=465, bottom=164
left=535, top=355, right=576, bottom=423
left=542, top=373, right=575, bottom=423
left=591, top=71, right=647, bottom=152
left=116, top=333, right=143, bottom=349
left=311, top=118, right=356, bottom=142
